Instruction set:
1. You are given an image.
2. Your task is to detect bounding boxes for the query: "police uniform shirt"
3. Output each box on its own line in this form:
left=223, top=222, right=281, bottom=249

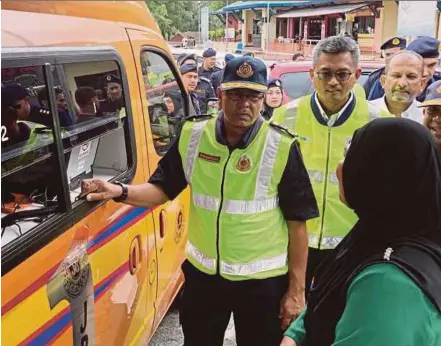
left=370, top=95, right=424, bottom=124
left=148, top=113, right=319, bottom=222
left=198, top=66, right=221, bottom=80
left=365, top=67, right=385, bottom=100
left=210, top=69, right=224, bottom=92
left=195, top=77, right=216, bottom=114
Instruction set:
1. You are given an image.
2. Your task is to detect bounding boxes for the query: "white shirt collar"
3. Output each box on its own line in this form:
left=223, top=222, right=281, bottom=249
left=314, top=92, right=354, bottom=126
left=375, top=95, right=424, bottom=124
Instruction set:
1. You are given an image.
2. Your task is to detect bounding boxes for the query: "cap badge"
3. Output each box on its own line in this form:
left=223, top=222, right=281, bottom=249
left=436, top=85, right=441, bottom=94
left=392, top=38, right=400, bottom=46
left=107, top=75, right=112, bottom=81
left=275, top=80, right=281, bottom=87
left=438, top=42, right=441, bottom=51
left=237, top=62, right=254, bottom=79
left=236, top=155, right=252, bottom=173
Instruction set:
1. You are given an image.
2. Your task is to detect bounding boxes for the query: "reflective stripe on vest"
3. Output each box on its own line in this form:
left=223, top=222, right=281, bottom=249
left=308, top=233, right=344, bottom=249
left=193, top=193, right=220, bottom=211
left=221, top=252, right=287, bottom=276
left=255, top=130, right=282, bottom=199
left=184, top=120, right=208, bottom=184
left=193, top=194, right=279, bottom=214
left=223, top=196, right=278, bottom=214
left=186, top=240, right=216, bottom=271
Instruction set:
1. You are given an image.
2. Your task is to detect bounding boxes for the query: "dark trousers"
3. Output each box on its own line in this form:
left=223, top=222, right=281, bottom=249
left=179, top=260, right=288, bottom=346
left=305, top=247, right=333, bottom=298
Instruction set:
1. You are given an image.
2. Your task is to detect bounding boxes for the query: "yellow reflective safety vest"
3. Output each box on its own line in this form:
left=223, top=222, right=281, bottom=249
left=353, top=83, right=366, bottom=99
left=272, top=94, right=382, bottom=249
left=178, top=117, right=295, bottom=280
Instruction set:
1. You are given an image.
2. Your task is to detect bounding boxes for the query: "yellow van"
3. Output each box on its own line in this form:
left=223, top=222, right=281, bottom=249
left=1, top=1, right=191, bottom=344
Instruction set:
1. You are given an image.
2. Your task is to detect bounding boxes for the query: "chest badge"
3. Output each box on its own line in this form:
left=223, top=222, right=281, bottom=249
left=236, top=155, right=252, bottom=173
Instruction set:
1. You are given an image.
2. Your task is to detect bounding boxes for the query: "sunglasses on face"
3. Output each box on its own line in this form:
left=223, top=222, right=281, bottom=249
left=316, top=71, right=354, bottom=82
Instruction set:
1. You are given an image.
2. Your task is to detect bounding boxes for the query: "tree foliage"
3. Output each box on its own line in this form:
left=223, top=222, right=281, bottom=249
left=146, top=0, right=199, bottom=39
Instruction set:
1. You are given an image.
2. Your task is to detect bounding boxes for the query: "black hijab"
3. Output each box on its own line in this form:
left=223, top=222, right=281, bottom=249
left=304, top=118, right=441, bottom=346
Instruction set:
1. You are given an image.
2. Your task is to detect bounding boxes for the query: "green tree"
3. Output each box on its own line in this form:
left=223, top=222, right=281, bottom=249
left=146, top=0, right=199, bottom=40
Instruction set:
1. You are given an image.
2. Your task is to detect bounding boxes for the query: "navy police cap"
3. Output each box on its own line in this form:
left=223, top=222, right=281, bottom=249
left=406, top=36, right=440, bottom=59
left=419, top=79, right=441, bottom=107
left=202, top=48, right=216, bottom=58
left=268, top=78, right=283, bottom=90
left=380, top=37, right=406, bottom=50
left=2, top=83, right=29, bottom=108
left=221, top=56, right=267, bottom=92
left=104, top=74, right=121, bottom=85
left=180, top=63, right=198, bottom=75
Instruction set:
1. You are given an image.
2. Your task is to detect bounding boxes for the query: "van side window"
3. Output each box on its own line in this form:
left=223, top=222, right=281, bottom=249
left=61, top=60, right=130, bottom=202
left=1, top=66, right=64, bottom=247
left=141, top=51, right=185, bottom=155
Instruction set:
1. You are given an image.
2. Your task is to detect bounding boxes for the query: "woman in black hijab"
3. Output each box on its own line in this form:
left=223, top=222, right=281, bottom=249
left=281, top=118, right=441, bottom=346
left=262, top=79, right=283, bottom=120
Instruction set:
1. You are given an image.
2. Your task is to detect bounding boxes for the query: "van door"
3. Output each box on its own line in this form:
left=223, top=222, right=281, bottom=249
left=126, top=29, right=190, bottom=330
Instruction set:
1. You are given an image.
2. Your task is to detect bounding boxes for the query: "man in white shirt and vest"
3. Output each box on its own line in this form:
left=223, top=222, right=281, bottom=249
left=81, top=56, right=319, bottom=345
left=272, top=35, right=382, bottom=296
left=370, top=51, right=425, bottom=123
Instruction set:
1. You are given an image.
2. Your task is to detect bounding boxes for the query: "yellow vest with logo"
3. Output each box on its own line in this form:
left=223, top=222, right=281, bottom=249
left=178, top=117, right=295, bottom=280
left=272, top=95, right=380, bottom=249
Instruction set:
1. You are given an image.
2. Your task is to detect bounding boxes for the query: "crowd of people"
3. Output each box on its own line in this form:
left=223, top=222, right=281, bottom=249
left=81, top=34, right=440, bottom=346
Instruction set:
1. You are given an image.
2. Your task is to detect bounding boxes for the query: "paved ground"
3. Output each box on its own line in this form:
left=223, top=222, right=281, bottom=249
left=149, top=307, right=236, bottom=346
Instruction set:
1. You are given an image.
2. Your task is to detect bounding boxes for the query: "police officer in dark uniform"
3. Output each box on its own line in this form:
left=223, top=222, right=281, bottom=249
left=81, top=56, right=319, bottom=346
left=100, top=74, right=125, bottom=113
left=364, top=37, right=406, bottom=100
left=180, top=63, right=202, bottom=115
left=407, top=36, right=441, bottom=102
left=199, top=48, right=221, bottom=79
left=2, top=83, right=58, bottom=128
left=211, top=53, right=235, bottom=92
left=179, top=53, right=216, bottom=114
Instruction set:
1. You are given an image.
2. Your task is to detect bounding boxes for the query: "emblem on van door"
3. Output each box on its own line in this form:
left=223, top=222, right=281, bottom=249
left=62, top=255, right=90, bottom=299
left=236, top=155, right=252, bottom=173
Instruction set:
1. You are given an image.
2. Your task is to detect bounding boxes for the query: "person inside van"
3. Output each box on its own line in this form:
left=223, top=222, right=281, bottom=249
left=37, top=86, right=74, bottom=127
left=75, top=86, right=100, bottom=122
left=1, top=85, right=31, bottom=147
left=100, top=74, right=124, bottom=113
left=163, top=91, right=185, bottom=135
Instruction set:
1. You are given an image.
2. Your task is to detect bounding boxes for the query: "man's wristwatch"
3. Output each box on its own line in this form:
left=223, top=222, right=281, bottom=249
left=112, top=181, right=129, bottom=202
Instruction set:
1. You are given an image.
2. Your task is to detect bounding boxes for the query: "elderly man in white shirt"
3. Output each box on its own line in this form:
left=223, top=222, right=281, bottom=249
left=370, top=50, right=426, bottom=123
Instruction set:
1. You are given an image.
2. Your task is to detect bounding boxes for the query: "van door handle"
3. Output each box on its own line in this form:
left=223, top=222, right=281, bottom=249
left=159, top=210, right=167, bottom=239
left=129, top=236, right=141, bottom=275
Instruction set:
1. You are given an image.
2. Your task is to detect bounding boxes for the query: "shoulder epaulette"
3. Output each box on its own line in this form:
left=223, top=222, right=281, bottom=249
left=269, top=121, right=297, bottom=139
left=185, top=114, right=213, bottom=122
left=199, top=76, right=211, bottom=83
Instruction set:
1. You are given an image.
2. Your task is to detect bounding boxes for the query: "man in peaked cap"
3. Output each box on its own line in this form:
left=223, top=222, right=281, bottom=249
left=418, top=79, right=441, bottom=150
left=365, top=36, right=406, bottom=99
left=180, top=62, right=202, bottom=115
left=199, top=47, right=221, bottom=79
left=179, top=53, right=216, bottom=114
left=406, top=36, right=441, bottom=102
left=100, top=73, right=125, bottom=113
left=210, top=53, right=235, bottom=92
left=81, top=56, right=318, bottom=345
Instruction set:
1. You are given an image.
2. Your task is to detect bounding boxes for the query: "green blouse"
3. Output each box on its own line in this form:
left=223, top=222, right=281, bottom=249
left=285, top=263, right=441, bottom=346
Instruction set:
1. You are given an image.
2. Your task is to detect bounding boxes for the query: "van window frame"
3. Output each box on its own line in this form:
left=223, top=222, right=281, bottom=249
left=1, top=47, right=137, bottom=274
left=139, top=47, right=191, bottom=154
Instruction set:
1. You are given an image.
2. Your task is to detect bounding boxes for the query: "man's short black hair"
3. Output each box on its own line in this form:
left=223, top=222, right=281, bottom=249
left=75, top=86, right=96, bottom=108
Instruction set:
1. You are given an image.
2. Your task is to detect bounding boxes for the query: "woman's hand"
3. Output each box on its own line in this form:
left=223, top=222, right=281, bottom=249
left=280, top=336, right=298, bottom=346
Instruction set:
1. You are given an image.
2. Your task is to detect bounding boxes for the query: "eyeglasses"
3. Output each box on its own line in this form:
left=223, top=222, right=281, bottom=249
left=226, top=92, right=264, bottom=103
left=316, top=71, right=354, bottom=82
